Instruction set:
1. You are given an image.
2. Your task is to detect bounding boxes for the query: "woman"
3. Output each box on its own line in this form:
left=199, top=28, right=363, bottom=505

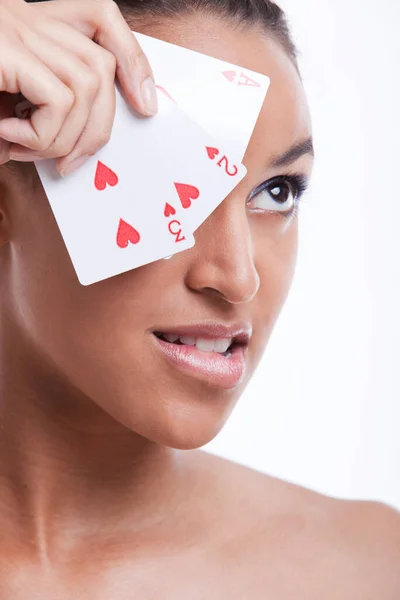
left=0, top=0, right=399, bottom=596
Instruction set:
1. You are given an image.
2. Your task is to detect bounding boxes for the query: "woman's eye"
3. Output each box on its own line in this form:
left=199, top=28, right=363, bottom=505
left=247, top=175, right=307, bottom=215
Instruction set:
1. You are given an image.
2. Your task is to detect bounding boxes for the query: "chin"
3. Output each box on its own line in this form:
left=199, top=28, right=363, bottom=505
left=87, top=370, right=244, bottom=450
left=57, top=325, right=253, bottom=449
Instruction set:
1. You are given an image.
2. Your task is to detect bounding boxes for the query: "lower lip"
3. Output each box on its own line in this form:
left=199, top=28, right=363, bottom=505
left=153, top=336, right=247, bottom=390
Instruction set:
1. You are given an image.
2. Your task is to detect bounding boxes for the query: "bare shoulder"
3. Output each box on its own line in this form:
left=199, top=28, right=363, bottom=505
left=327, top=496, right=400, bottom=588
left=192, top=450, right=400, bottom=598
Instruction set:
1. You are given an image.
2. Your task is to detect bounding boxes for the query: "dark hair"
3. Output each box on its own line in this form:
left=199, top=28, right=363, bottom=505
left=116, top=0, right=297, bottom=64
left=25, top=0, right=297, bottom=65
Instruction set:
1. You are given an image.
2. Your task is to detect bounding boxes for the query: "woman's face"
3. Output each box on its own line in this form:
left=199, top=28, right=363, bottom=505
left=0, top=13, right=313, bottom=448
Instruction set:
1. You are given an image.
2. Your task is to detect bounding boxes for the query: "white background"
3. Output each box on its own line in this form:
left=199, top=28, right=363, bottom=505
left=205, top=0, right=400, bottom=510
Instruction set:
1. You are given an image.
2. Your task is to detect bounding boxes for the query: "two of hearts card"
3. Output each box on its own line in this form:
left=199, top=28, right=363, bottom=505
left=35, top=33, right=270, bottom=286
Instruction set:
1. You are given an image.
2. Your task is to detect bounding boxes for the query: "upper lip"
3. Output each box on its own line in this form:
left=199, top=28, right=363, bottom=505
left=153, top=322, right=252, bottom=345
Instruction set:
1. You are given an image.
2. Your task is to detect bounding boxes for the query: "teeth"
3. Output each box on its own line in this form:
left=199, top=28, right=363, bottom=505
left=164, top=333, right=179, bottom=343
left=179, top=336, right=196, bottom=346
left=160, top=334, right=234, bottom=354
left=195, top=338, right=216, bottom=353
left=214, top=338, right=232, bottom=353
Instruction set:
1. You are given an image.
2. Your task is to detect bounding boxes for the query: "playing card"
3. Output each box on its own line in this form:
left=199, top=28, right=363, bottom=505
left=158, top=121, right=247, bottom=234
left=134, top=31, right=270, bottom=162
left=35, top=88, right=246, bottom=286
left=35, top=91, right=196, bottom=286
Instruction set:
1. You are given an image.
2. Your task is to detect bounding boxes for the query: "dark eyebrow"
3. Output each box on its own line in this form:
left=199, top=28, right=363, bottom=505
left=269, top=137, right=314, bottom=168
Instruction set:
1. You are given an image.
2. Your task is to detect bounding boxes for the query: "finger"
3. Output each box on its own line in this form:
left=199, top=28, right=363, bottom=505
left=0, top=49, right=74, bottom=152
left=35, top=0, right=158, bottom=116
left=10, top=34, right=100, bottom=162
left=57, top=68, right=116, bottom=176
left=29, top=17, right=117, bottom=172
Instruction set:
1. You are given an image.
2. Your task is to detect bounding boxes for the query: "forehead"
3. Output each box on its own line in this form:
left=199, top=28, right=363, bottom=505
left=133, top=12, right=312, bottom=156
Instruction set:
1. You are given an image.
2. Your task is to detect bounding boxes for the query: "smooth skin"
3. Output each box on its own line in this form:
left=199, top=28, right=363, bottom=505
left=0, top=3, right=399, bottom=599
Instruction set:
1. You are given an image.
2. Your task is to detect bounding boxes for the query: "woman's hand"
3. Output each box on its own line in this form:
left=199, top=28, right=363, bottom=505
left=0, top=0, right=157, bottom=175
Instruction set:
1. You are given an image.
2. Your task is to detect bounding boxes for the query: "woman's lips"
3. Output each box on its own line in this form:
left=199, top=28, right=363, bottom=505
left=153, top=336, right=247, bottom=390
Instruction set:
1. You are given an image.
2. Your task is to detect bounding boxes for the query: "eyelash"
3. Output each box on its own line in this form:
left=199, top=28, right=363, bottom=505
left=247, top=173, right=309, bottom=220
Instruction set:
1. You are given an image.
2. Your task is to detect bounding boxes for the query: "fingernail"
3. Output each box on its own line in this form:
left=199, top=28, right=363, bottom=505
left=140, top=77, right=158, bottom=116
left=60, top=155, right=90, bottom=177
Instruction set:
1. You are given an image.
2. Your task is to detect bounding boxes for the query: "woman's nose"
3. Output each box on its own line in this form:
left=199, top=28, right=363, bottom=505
left=184, top=201, right=260, bottom=305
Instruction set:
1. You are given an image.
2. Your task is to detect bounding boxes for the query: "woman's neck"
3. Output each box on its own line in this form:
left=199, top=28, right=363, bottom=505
left=0, top=323, right=189, bottom=559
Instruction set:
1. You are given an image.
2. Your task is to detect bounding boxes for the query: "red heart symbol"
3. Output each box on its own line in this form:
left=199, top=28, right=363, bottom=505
left=116, top=219, right=140, bottom=248
left=94, top=161, right=119, bottom=191
left=222, top=70, right=237, bottom=83
left=164, top=203, right=176, bottom=218
left=174, top=183, right=200, bottom=210
left=206, top=146, right=219, bottom=160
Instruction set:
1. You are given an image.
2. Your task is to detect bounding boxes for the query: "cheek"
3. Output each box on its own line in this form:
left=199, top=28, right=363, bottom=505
left=252, top=215, right=299, bottom=338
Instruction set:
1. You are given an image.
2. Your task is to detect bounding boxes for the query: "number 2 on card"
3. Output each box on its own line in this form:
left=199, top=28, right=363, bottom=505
left=205, top=147, right=238, bottom=177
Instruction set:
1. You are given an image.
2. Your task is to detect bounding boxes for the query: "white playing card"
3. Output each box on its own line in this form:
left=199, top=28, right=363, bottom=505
left=134, top=31, right=270, bottom=162
left=35, top=88, right=246, bottom=286
left=156, top=104, right=247, bottom=233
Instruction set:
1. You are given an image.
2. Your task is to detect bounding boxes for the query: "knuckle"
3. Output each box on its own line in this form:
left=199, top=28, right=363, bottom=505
left=96, top=129, right=112, bottom=149
left=90, top=128, right=111, bottom=152
left=80, top=69, right=100, bottom=98
left=80, top=128, right=111, bottom=157
left=100, top=49, right=117, bottom=76
left=127, top=48, right=148, bottom=75
left=33, top=136, right=52, bottom=152
left=52, top=140, right=75, bottom=158
left=57, top=87, right=75, bottom=113
left=68, top=63, right=97, bottom=97
left=96, top=0, right=120, bottom=21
